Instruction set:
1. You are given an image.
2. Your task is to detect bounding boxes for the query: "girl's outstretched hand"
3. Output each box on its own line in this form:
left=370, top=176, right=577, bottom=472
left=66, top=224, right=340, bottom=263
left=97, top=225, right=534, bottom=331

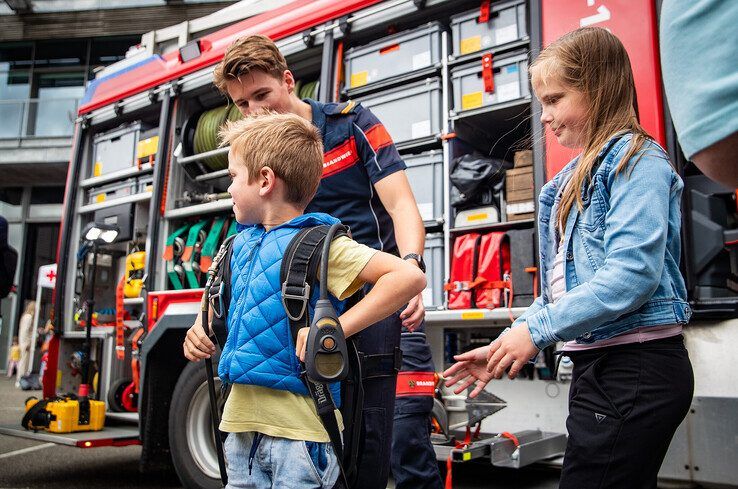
left=486, top=324, right=539, bottom=379
left=443, top=345, right=494, bottom=398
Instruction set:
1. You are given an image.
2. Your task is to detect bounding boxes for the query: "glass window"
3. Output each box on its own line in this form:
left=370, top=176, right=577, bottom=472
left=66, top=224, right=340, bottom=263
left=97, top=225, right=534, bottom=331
left=0, top=43, right=32, bottom=138
left=89, top=36, right=139, bottom=69
left=0, top=187, right=24, bottom=221
left=34, top=40, right=88, bottom=68
left=30, top=186, right=65, bottom=204
left=32, top=72, right=85, bottom=137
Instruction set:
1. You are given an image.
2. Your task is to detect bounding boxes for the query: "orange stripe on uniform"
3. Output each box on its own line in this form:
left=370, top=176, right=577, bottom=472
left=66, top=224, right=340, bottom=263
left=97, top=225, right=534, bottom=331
left=364, top=123, right=394, bottom=152
left=396, top=371, right=436, bottom=397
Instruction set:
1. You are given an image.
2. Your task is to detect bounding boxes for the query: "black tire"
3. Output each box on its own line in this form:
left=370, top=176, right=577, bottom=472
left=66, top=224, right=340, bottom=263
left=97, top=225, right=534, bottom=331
left=107, top=377, right=132, bottom=412
left=169, top=355, right=223, bottom=489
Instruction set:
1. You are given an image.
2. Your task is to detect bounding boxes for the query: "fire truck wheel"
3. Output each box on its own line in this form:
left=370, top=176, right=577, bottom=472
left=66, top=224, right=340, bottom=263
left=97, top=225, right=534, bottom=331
left=107, top=377, right=132, bottom=412
left=169, top=356, right=223, bottom=489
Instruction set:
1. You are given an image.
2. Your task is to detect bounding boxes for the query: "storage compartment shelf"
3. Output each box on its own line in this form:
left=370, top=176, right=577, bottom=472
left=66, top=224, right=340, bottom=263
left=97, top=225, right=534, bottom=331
left=346, top=65, right=442, bottom=98
left=165, top=198, right=233, bottom=219
left=451, top=96, right=531, bottom=122
left=396, top=135, right=442, bottom=153
left=78, top=192, right=151, bottom=214
left=177, top=146, right=230, bottom=166
left=451, top=218, right=534, bottom=234
left=425, top=307, right=527, bottom=326
left=80, top=165, right=154, bottom=189
left=195, top=169, right=230, bottom=182
left=447, top=38, right=530, bottom=68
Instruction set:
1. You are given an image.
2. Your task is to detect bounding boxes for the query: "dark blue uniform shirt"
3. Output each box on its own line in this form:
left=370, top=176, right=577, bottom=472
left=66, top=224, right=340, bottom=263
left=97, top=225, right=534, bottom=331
left=305, top=98, right=405, bottom=256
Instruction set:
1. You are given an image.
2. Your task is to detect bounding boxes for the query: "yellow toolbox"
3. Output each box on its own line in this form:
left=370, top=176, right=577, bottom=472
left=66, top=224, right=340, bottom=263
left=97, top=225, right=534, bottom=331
left=24, top=397, right=105, bottom=433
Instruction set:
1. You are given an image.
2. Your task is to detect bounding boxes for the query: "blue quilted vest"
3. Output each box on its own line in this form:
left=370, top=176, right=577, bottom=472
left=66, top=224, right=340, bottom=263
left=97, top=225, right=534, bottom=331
left=218, top=213, right=346, bottom=400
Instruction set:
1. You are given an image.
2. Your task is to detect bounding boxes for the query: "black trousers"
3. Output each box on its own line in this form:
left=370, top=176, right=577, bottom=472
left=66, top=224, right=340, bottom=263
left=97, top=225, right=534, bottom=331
left=560, top=335, right=694, bottom=489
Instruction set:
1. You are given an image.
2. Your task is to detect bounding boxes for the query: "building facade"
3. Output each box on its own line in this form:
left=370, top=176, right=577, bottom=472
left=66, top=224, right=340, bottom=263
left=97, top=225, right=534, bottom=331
left=0, top=0, right=238, bottom=370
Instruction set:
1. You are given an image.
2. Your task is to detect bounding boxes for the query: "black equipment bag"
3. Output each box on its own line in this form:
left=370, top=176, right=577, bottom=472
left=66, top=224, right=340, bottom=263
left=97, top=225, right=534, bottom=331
left=449, top=154, right=511, bottom=211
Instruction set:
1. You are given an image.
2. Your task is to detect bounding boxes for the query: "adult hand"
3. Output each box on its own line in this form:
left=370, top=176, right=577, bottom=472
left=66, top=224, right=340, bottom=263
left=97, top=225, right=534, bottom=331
left=183, top=313, right=216, bottom=362
left=295, top=327, right=309, bottom=362
left=486, top=324, right=539, bottom=380
left=443, top=344, right=494, bottom=398
left=399, top=293, right=425, bottom=331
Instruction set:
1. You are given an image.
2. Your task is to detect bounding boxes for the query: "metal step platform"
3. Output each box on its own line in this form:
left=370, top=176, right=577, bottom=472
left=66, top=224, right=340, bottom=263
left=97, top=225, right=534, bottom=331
left=433, top=430, right=567, bottom=468
left=0, top=423, right=140, bottom=448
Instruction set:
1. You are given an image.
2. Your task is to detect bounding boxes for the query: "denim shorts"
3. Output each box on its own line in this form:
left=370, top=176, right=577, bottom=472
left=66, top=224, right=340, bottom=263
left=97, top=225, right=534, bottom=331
left=224, top=431, right=339, bottom=489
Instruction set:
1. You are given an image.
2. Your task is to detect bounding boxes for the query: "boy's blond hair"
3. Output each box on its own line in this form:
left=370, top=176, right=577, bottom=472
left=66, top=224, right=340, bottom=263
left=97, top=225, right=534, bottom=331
left=213, top=34, right=288, bottom=94
left=220, top=113, right=324, bottom=207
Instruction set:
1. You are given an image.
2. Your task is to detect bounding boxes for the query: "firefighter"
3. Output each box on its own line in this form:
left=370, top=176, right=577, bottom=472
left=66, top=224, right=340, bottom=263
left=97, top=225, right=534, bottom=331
left=185, top=34, right=443, bottom=488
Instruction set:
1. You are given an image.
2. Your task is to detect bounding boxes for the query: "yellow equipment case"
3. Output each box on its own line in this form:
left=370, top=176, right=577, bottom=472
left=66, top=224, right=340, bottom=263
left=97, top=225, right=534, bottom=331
left=23, top=396, right=105, bottom=434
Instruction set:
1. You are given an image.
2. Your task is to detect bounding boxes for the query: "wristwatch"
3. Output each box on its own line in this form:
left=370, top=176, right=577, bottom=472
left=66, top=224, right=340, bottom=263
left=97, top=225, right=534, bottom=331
left=402, top=253, right=426, bottom=273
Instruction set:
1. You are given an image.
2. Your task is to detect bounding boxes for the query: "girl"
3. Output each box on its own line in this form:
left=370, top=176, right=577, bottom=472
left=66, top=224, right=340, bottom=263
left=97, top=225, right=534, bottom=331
left=16, top=300, right=35, bottom=386
left=444, top=27, right=693, bottom=488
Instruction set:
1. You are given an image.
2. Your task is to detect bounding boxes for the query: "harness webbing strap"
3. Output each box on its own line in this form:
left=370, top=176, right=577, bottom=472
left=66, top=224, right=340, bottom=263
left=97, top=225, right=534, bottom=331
left=281, top=226, right=330, bottom=323
left=279, top=224, right=355, bottom=488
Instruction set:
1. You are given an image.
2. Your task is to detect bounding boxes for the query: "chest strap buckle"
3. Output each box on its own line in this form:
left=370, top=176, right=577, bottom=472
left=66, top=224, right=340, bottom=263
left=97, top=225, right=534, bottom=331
left=282, top=282, right=311, bottom=321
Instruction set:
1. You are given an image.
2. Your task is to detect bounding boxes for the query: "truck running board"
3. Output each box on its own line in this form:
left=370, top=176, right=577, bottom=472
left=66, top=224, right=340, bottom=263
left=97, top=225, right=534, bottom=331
left=432, top=430, right=566, bottom=468
left=0, top=424, right=140, bottom=448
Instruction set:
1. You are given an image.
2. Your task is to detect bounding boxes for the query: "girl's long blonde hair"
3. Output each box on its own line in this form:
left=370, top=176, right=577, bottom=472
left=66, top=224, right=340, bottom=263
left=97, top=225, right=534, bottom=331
left=531, top=27, right=653, bottom=233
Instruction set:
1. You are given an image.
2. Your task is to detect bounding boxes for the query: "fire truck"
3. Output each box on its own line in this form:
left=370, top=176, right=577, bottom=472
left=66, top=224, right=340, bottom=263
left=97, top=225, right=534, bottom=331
left=2, top=1, right=737, bottom=488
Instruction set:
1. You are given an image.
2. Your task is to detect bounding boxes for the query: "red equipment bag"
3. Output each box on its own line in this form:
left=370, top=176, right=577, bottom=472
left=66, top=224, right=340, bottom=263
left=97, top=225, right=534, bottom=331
left=474, top=233, right=511, bottom=309
left=447, top=233, right=482, bottom=309
left=446, top=232, right=511, bottom=309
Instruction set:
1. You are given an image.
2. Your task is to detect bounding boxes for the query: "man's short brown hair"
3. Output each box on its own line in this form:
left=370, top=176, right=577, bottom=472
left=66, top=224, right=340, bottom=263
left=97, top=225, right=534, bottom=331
left=213, top=34, right=288, bottom=94
left=219, top=112, right=323, bottom=207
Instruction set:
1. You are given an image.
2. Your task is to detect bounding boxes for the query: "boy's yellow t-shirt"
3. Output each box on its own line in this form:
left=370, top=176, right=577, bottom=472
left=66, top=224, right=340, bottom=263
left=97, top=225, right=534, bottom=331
left=219, top=236, right=378, bottom=441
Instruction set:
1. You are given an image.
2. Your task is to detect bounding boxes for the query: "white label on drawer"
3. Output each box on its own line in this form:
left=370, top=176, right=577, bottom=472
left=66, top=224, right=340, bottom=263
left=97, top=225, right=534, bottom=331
left=412, top=51, right=431, bottom=70
left=507, top=201, right=535, bottom=214
left=412, top=119, right=431, bottom=139
left=497, top=82, right=520, bottom=103
left=495, top=24, right=518, bottom=45
left=417, top=202, right=434, bottom=221
left=422, top=287, right=433, bottom=306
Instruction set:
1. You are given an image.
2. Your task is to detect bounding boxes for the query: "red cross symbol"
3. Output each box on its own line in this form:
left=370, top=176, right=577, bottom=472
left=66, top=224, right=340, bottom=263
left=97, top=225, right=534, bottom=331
left=45, top=270, right=56, bottom=282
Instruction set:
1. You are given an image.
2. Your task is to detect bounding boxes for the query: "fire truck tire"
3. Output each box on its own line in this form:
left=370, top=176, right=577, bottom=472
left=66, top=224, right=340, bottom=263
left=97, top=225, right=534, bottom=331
left=169, top=356, right=222, bottom=489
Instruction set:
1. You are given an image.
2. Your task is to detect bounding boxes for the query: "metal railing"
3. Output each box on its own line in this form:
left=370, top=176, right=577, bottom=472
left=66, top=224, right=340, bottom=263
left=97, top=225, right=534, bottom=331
left=0, top=97, right=80, bottom=139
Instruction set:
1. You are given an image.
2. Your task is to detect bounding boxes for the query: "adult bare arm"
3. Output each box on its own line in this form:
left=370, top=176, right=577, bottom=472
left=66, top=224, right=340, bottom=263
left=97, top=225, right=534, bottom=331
left=374, top=171, right=427, bottom=331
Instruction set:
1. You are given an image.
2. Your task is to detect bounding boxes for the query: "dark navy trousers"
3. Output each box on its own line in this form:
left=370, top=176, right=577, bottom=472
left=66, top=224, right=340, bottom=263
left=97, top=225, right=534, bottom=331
left=352, top=315, right=442, bottom=489
left=391, top=326, right=443, bottom=489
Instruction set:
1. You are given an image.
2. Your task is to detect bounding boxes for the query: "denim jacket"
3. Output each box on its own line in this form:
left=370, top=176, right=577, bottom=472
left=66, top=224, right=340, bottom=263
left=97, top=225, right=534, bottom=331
left=513, top=132, right=692, bottom=350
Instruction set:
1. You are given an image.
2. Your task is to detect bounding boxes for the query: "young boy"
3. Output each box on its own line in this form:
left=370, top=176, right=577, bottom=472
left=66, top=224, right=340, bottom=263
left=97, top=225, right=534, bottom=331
left=182, top=112, right=426, bottom=488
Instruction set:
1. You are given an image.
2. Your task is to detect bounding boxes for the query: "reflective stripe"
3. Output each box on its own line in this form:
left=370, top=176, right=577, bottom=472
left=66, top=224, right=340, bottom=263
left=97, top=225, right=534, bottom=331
left=363, top=123, right=394, bottom=152
left=395, top=371, right=435, bottom=397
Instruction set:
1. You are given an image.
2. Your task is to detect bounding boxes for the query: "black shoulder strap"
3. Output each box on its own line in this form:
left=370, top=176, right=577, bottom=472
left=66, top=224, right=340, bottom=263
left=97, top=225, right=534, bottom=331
left=280, top=224, right=350, bottom=326
left=207, top=234, right=236, bottom=350
left=279, top=224, right=352, bottom=485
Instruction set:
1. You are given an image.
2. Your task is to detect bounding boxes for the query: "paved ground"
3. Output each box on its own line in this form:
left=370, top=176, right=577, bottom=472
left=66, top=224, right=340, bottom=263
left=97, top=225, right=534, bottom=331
left=0, top=376, right=560, bottom=488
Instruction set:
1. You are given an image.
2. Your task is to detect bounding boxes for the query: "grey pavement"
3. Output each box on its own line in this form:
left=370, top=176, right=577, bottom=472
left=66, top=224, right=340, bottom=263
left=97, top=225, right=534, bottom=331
left=0, top=375, right=561, bottom=488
